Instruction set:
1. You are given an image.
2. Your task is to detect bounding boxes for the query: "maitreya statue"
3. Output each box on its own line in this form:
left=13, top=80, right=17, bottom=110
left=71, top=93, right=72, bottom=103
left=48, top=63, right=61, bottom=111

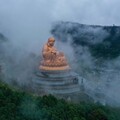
left=39, top=37, right=70, bottom=71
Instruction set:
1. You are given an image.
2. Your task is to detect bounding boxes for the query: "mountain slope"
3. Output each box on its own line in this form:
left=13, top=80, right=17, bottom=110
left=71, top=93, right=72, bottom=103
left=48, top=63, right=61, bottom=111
left=51, top=21, right=120, bottom=59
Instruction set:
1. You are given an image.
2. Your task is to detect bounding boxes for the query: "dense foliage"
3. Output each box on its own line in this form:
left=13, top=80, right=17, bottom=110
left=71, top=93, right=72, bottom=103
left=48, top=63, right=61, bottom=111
left=90, top=26, right=120, bottom=59
left=0, top=81, right=120, bottom=120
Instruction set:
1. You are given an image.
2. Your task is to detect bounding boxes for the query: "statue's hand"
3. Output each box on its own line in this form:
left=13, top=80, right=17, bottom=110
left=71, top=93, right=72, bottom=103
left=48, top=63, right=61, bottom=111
left=51, top=50, right=57, bottom=55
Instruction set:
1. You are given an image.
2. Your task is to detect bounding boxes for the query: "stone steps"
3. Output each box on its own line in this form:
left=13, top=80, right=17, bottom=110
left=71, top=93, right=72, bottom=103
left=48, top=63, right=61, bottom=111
left=34, top=76, right=78, bottom=84
left=32, top=70, right=80, bottom=94
left=33, top=84, right=80, bottom=94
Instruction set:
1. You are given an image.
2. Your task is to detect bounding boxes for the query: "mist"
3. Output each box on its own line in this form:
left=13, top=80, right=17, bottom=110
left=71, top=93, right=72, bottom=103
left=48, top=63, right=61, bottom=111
left=0, top=0, right=120, bottom=106
left=0, top=0, right=120, bottom=51
left=51, top=21, right=120, bottom=106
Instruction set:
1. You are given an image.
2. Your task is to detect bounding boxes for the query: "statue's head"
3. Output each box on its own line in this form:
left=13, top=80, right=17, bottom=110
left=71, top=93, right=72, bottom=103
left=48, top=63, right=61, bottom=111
left=48, top=37, right=55, bottom=47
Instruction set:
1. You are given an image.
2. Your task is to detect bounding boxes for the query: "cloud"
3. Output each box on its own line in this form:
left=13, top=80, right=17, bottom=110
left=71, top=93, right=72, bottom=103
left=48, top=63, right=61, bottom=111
left=0, top=0, right=120, bottom=50
left=0, top=0, right=120, bottom=106
left=52, top=0, right=120, bottom=25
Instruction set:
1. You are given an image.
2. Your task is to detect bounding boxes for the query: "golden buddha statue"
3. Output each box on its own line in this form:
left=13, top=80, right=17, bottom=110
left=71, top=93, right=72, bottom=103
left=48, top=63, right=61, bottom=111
left=39, top=37, right=70, bottom=71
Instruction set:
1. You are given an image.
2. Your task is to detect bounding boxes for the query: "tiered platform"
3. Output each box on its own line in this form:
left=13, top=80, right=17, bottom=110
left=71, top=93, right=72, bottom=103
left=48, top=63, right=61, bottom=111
left=32, top=69, right=80, bottom=95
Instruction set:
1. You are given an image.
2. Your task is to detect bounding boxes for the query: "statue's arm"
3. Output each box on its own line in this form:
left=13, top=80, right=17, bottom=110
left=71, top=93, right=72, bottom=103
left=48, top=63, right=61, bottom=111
left=42, top=45, right=49, bottom=55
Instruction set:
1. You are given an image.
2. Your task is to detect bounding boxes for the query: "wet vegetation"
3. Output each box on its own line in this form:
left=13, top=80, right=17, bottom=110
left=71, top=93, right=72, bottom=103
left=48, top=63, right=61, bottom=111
left=0, top=80, right=120, bottom=120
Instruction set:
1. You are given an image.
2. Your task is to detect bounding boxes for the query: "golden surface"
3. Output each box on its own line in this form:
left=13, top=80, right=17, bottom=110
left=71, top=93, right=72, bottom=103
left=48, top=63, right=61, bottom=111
left=39, top=37, right=70, bottom=71
left=39, top=65, right=70, bottom=71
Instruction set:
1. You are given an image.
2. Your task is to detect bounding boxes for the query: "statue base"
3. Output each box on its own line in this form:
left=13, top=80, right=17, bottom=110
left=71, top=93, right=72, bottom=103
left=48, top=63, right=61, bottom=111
left=39, top=65, right=70, bottom=71
left=32, top=69, right=80, bottom=95
left=31, top=69, right=93, bottom=103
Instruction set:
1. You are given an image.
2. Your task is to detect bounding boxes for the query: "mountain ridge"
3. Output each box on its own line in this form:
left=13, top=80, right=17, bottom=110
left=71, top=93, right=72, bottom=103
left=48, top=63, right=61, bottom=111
left=51, top=21, right=120, bottom=59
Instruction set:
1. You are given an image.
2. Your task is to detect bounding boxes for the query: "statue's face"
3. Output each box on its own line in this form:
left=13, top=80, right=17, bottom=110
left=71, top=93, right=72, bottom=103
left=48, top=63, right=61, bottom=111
left=48, top=41, right=54, bottom=47
left=48, top=37, right=55, bottom=47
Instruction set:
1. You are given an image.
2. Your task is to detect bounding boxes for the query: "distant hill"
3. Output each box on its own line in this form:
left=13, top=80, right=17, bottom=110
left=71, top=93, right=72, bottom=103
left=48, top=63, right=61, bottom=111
left=51, top=21, right=120, bottom=59
left=0, top=33, right=8, bottom=73
left=0, top=33, right=7, bottom=56
left=0, top=33, right=7, bottom=42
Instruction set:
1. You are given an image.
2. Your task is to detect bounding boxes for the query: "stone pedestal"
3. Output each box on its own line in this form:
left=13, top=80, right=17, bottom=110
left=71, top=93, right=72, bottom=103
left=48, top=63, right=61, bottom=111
left=31, top=69, right=94, bottom=103
left=32, top=69, right=80, bottom=96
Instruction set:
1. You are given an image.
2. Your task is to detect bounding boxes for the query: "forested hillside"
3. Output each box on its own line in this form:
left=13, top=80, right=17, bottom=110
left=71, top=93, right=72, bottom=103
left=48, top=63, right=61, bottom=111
left=0, top=80, right=120, bottom=120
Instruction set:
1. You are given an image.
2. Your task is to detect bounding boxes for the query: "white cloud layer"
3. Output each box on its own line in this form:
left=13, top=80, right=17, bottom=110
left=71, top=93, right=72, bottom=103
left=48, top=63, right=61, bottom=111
left=0, top=0, right=120, bottom=48
left=0, top=0, right=120, bottom=73
left=0, top=0, right=120, bottom=105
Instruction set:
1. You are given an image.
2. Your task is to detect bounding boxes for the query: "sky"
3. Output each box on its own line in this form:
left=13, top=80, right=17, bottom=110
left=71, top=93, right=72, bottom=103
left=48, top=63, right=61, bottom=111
left=0, top=0, right=120, bottom=42
left=0, top=0, right=120, bottom=52
left=1, top=0, right=119, bottom=25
